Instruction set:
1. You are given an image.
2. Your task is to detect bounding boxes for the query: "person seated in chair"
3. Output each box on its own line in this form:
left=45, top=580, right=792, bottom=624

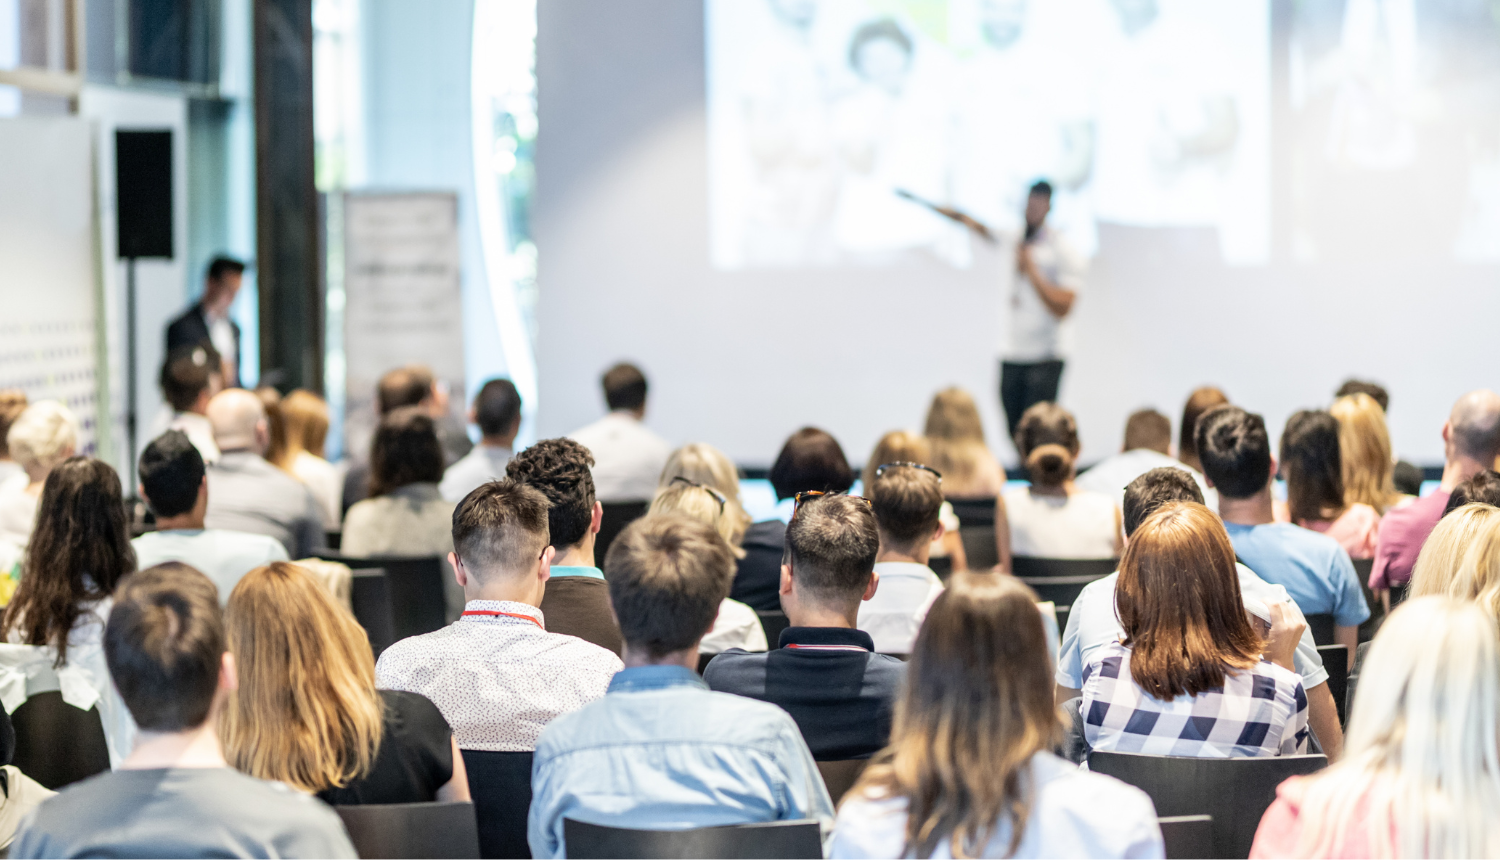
left=203, top=389, right=324, bottom=559
left=860, top=463, right=948, bottom=654
left=527, top=516, right=833, bottom=858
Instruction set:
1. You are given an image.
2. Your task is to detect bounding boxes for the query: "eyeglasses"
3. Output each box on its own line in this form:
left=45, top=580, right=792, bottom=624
left=791, top=490, right=873, bottom=521
left=670, top=476, right=728, bottom=514
left=874, top=461, right=943, bottom=482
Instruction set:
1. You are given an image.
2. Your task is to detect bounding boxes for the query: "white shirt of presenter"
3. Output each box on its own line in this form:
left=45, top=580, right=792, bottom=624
left=1004, top=223, right=1086, bottom=363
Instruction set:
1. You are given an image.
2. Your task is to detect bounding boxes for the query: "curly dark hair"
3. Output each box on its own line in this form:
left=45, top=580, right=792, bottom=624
left=505, top=438, right=596, bottom=550
left=3, top=457, right=136, bottom=667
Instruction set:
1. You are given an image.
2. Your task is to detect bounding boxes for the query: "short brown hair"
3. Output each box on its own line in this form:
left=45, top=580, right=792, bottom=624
left=0, top=390, right=25, bottom=459
left=604, top=515, right=735, bottom=657
left=377, top=365, right=434, bottom=415
left=785, top=494, right=880, bottom=606
left=769, top=427, right=853, bottom=500
left=370, top=406, right=445, bottom=496
left=1179, top=386, right=1229, bottom=467
left=1121, top=467, right=1203, bottom=537
left=1123, top=409, right=1171, bottom=454
left=869, top=466, right=943, bottom=546
left=105, top=562, right=224, bottom=732
left=602, top=363, right=648, bottom=412
left=452, top=479, right=550, bottom=578
left=160, top=345, right=222, bottom=413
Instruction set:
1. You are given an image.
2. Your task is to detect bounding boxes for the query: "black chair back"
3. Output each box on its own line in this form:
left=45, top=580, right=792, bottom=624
left=335, top=801, right=481, bottom=859
left=349, top=568, right=395, bottom=656
left=928, top=554, right=953, bottom=581
left=1316, top=644, right=1349, bottom=726
left=461, top=749, right=534, bottom=859
left=596, top=501, right=650, bottom=567
left=1011, top=557, right=1118, bottom=578
left=325, top=529, right=343, bottom=551
left=10, top=691, right=111, bottom=790
left=1017, top=574, right=1106, bottom=608
left=1304, top=613, right=1336, bottom=647
left=318, top=553, right=447, bottom=643
left=1089, top=750, right=1327, bottom=859
left=1350, top=558, right=1383, bottom=641
left=1158, top=815, right=1214, bottom=860
left=563, top=818, right=822, bottom=860
left=959, top=526, right=999, bottom=571
left=948, top=497, right=996, bottom=527
left=756, top=611, right=790, bottom=650
left=815, top=759, right=868, bottom=805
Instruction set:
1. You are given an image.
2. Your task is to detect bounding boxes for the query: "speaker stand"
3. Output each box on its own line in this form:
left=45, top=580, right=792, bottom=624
left=125, top=256, right=138, bottom=492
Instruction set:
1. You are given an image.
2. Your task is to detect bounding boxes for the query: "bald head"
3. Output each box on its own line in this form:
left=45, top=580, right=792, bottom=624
left=206, top=389, right=267, bottom=454
left=1449, top=390, right=1500, bottom=463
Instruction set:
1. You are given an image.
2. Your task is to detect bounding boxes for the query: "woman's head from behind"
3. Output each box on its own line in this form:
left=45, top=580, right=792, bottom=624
left=649, top=481, right=744, bottom=558
left=1280, top=410, right=1344, bottom=523
left=862, top=430, right=933, bottom=491
left=6, top=401, right=78, bottom=483
left=658, top=443, right=749, bottom=545
left=1117, top=501, right=1260, bottom=698
left=1014, top=402, right=1079, bottom=489
left=768, top=427, right=852, bottom=502
left=370, top=406, right=444, bottom=496
left=856, top=573, right=1058, bottom=858
left=1409, top=504, right=1500, bottom=606
left=1179, top=386, right=1229, bottom=470
left=280, top=390, right=330, bottom=460
left=220, top=562, right=383, bottom=793
left=1330, top=393, right=1396, bottom=512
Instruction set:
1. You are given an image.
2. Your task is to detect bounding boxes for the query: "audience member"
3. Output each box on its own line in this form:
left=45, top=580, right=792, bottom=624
left=505, top=438, right=623, bottom=654
left=1, top=457, right=138, bottom=763
left=1082, top=502, right=1310, bottom=757
left=568, top=362, right=671, bottom=503
left=276, top=390, right=342, bottom=529
left=923, top=388, right=1005, bottom=499
left=344, top=365, right=471, bottom=511
left=9, top=563, right=356, bottom=859
left=1077, top=406, right=1214, bottom=509
left=658, top=442, right=753, bottom=549
left=862, top=463, right=947, bottom=654
left=1407, top=504, right=1500, bottom=616
left=647, top=482, right=766, bottom=656
left=1369, top=390, right=1500, bottom=593
left=863, top=431, right=965, bottom=572
left=255, top=386, right=289, bottom=472
left=1279, top=410, right=1381, bottom=559
left=133, top=431, right=288, bottom=602
left=831, top=574, right=1163, bottom=859
left=1334, top=379, right=1424, bottom=497
left=203, top=389, right=323, bottom=558
left=1329, top=392, right=1404, bottom=513
left=152, top=344, right=223, bottom=465
left=1057, top=467, right=1344, bottom=760
left=1178, top=385, right=1229, bottom=473
left=440, top=378, right=522, bottom=502
left=0, top=707, right=54, bottom=851
left=528, top=516, right=832, bottom=858
left=705, top=493, right=900, bottom=759
left=1252, top=598, right=1500, bottom=858
left=0, top=401, right=78, bottom=548
left=0, top=390, right=27, bottom=486
left=1198, top=405, right=1368, bottom=663
left=375, top=480, right=621, bottom=751
left=734, top=427, right=854, bottom=611
left=1002, top=402, right=1121, bottom=563
left=1443, top=470, right=1500, bottom=516
left=222, top=562, right=469, bottom=805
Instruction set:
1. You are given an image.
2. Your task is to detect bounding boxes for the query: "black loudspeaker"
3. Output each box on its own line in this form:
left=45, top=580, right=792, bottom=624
left=115, top=130, right=174, bottom=259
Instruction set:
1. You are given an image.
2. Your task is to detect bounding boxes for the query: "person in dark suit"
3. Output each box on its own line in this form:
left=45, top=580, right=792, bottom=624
left=167, top=257, right=246, bottom=388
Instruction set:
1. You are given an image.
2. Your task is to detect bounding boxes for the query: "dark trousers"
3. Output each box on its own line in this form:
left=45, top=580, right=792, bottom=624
left=1000, top=359, right=1065, bottom=438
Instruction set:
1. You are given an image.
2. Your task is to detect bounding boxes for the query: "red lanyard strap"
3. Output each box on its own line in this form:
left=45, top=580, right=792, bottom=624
left=461, top=609, right=543, bottom=629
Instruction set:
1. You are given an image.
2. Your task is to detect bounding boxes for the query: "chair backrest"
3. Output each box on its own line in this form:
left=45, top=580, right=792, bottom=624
left=756, top=611, right=790, bottom=650
left=1088, top=750, right=1328, bottom=860
left=1316, top=644, right=1349, bottom=726
left=928, top=554, right=953, bottom=581
left=10, top=690, right=111, bottom=790
left=596, top=501, right=651, bottom=567
left=959, top=526, right=999, bottom=571
left=317, top=553, right=447, bottom=643
left=461, top=749, right=534, bottom=859
left=349, top=568, right=396, bottom=656
left=1017, top=574, right=1106, bottom=608
left=1158, top=815, right=1214, bottom=860
left=563, top=818, right=822, bottom=860
left=335, top=801, right=481, bottom=859
left=1304, top=613, right=1336, bottom=647
left=1011, top=557, right=1118, bottom=578
left=816, top=759, right=869, bottom=805
left=948, top=498, right=996, bottom=527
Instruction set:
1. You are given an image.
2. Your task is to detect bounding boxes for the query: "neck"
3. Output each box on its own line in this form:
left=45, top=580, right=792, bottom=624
left=553, top=541, right=595, bottom=569
left=479, top=434, right=515, bottom=451
left=466, top=574, right=544, bottom=608
left=1442, top=455, right=1490, bottom=492
left=1029, top=478, right=1074, bottom=497
left=1219, top=487, right=1275, bottom=526
left=876, top=543, right=930, bottom=566
left=156, top=512, right=206, bottom=531
left=785, top=597, right=857, bottom=629
left=121, top=722, right=227, bottom=770
left=620, top=642, right=699, bottom=671
left=615, top=408, right=645, bottom=421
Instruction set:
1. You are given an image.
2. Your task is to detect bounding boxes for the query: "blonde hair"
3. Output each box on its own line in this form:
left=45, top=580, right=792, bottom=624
left=1285, top=597, right=1500, bottom=858
left=220, top=562, right=384, bottom=793
left=862, top=430, right=933, bottom=492
left=6, top=401, right=78, bottom=476
left=924, top=388, right=1001, bottom=498
left=658, top=443, right=750, bottom=547
left=281, top=390, right=330, bottom=461
left=649, top=482, right=745, bottom=559
left=1409, top=505, right=1500, bottom=605
left=1331, top=394, right=1400, bottom=513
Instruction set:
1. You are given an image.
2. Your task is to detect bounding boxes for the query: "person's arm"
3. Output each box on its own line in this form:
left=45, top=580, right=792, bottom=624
left=1305, top=682, right=1343, bottom=762
left=1112, top=506, right=1124, bottom=556
left=1056, top=685, right=1081, bottom=706
left=436, top=735, right=471, bottom=802
left=994, top=494, right=1012, bottom=573
left=942, top=529, right=967, bottom=573
left=1335, top=626, right=1358, bottom=672
left=1017, top=245, right=1077, bottom=319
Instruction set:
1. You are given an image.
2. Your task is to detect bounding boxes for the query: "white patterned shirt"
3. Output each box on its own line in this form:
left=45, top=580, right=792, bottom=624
left=375, top=600, right=623, bottom=751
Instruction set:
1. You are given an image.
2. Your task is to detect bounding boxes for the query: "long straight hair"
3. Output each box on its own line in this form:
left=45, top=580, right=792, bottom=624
left=219, top=562, right=384, bottom=793
left=2, top=457, right=135, bottom=667
left=848, top=574, right=1060, bottom=858
left=1281, top=410, right=1347, bottom=524
left=1117, top=502, right=1261, bottom=698
left=1331, top=393, right=1399, bottom=513
left=924, top=388, right=999, bottom=497
left=1409, top=505, right=1500, bottom=606
left=1286, top=597, right=1500, bottom=858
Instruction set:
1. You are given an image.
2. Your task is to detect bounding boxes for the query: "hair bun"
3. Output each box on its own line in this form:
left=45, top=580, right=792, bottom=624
left=1025, top=443, right=1072, bottom=487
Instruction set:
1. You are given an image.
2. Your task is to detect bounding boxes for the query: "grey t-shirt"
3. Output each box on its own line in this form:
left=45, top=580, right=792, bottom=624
left=10, top=767, right=356, bottom=859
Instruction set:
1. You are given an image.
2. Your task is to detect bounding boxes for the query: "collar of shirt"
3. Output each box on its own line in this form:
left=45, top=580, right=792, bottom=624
left=550, top=566, right=605, bottom=580
left=387, top=482, right=444, bottom=503
left=607, top=664, right=706, bottom=694
left=780, top=626, right=874, bottom=652
left=872, top=561, right=939, bottom=581
left=460, top=599, right=546, bottom=629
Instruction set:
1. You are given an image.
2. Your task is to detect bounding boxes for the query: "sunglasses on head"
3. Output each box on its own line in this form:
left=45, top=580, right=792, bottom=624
left=670, top=476, right=729, bottom=514
left=791, top=490, right=873, bottom=521
left=874, top=461, right=943, bottom=482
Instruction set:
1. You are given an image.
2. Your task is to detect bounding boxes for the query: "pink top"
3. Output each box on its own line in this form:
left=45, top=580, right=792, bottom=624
left=1369, top=490, right=1450, bottom=590
left=1301, top=503, right=1381, bottom=560
left=1252, top=776, right=1394, bottom=859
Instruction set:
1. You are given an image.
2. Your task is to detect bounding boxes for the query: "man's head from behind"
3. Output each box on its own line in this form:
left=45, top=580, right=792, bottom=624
left=1195, top=405, right=1271, bottom=500
left=505, top=439, right=598, bottom=553
left=206, top=388, right=267, bottom=454
left=1336, top=379, right=1389, bottom=413
left=1445, top=390, right=1500, bottom=468
left=869, top=464, right=944, bottom=557
left=139, top=430, right=206, bottom=520
left=1443, top=470, right=1500, bottom=517
left=783, top=494, right=880, bottom=616
left=474, top=378, right=523, bottom=442
left=160, top=345, right=223, bottom=414
left=1123, top=408, right=1171, bottom=455
left=602, top=362, right=648, bottom=414
left=451, top=479, right=552, bottom=590
left=604, top=515, right=735, bottom=660
left=377, top=365, right=437, bottom=416
left=105, top=562, right=231, bottom=732
left=1123, top=467, right=1205, bottom=538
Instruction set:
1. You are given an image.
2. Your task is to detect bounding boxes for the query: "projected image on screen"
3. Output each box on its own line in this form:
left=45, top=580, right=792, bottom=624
left=706, top=0, right=1271, bottom=269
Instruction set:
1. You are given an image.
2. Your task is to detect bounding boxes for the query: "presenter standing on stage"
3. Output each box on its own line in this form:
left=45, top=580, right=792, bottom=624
left=1000, top=181, right=1085, bottom=439
left=167, top=257, right=246, bottom=389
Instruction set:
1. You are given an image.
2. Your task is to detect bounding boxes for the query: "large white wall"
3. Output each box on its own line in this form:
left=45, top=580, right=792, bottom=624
left=533, top=0, right=1500, bottom=468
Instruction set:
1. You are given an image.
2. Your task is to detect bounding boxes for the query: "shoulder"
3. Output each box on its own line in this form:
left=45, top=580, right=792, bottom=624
left=1075, top=572, right=1119, bottom=605
left=544, top=631, right=625, bottom=671
left=1033, top=752, right=1154, bottom=814
left=215, top=529, right=289, bottom=556
left=376, top=628, right=454, bottom=673
left=380, top=688, right=448, bottom=725
left=742, top=519, right=786, bottom=546
left=703, top=649, right=769, bottom=689
left=830, top=791, right=910, bottom=859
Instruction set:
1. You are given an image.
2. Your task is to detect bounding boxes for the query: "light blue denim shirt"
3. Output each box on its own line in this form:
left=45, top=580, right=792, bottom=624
left=527, top=665, right=834, bottom=859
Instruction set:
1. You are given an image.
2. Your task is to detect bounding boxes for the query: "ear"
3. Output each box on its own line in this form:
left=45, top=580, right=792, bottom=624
left=862, top=570, right=880, bottom=602
left=198, top=475, right=209, bottom=497
left=539, top=545, right=556, bottom=583
left=1266, top=455, right=1279, bottom=489
left=467, top=405, right=478, bottom=425
left=1443, top=421, right=1453, bottom=444
left=449, top=552, right=469, bottom=589
left=779, top=562, right=794, bottom=596
left=219, top=651, right=238, bottom=692
left=138, top=484, right=149, bottom=505
left=932, top=520, right=946, bottom=542
left=590, top=501, right=603, bottom=535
